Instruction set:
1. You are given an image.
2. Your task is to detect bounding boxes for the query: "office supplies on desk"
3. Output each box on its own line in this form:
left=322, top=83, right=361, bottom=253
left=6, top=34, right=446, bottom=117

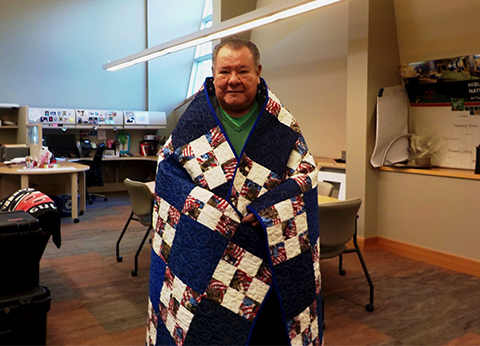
left=0, top=144, right=29, bottom=162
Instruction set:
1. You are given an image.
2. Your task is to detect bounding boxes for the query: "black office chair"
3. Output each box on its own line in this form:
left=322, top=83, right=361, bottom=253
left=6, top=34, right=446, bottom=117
left=85, top=142, right=108, bottom=204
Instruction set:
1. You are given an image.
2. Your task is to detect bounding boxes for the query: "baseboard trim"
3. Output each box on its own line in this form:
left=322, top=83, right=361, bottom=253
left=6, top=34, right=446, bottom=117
left=360, top=237, right=480, bottom=278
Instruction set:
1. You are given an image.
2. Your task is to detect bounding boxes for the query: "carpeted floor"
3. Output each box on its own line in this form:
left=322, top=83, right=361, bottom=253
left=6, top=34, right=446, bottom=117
left=38, top=192, right=480, bottom=345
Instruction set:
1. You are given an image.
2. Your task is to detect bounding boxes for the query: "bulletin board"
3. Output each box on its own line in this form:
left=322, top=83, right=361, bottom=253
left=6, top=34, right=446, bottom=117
left=399, top=54, right=480, bottom=170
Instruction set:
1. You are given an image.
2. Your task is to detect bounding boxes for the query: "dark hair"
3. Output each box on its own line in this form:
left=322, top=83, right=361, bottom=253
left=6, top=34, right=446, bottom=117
left=212, top=36, right=261, bottom=70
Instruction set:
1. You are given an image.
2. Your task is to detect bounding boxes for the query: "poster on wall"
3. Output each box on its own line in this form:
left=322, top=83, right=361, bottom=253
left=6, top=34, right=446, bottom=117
left=399, top=54, right=480, bottom=170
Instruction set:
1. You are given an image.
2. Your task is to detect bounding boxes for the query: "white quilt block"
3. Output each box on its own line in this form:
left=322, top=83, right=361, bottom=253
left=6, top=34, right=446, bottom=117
left=171, top=277, right=187, bottom=301
left=214, top=141, right=234, bottom=165
left=277, top=107, right=294, bottom=128
left=152, top=232, right=162, bottom=256
left=162, top=223, right=176, bottom=246
left=165, top=313, right=176, bottom=335
left=197, top=203, right=223, bottom=229
left=246, top=278, right=270, bottom=303
left=266, top=224, right=284, bottom=246
left=203, top=165, right=228, bottom=190
left=286, top=150, right=302, bottom=171
left=183, top=159, right=203, bottom=180
left=275, top=200, right=294, bottom=222
left=159, top=198, right=171, bottom=221
left=212, top=259, right=237, bottom=285
left=295, top=212, right=308, bottom=233
left=222, top=288, right=244, bottom=312
left=237, top=251, right=263, bottom=277
left=160, top=281, right=173, bottom=307
left=190, top=136, right=212, bottom=157
left=247, top=162, right=271, bottom=185
left=285, top=237, right=301, bottom=259
left=176, top=304, right=194, bottom=332
left=190, top=186, right=214, bottom=203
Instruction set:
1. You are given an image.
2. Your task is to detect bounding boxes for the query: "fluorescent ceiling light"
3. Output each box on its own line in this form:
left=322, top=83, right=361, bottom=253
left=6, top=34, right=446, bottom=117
left=103, top=0, right=344, bottom=71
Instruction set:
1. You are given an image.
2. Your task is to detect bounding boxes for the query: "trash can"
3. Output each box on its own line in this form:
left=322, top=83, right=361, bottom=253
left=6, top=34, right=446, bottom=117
left=52, top=194, right=80, bottom=217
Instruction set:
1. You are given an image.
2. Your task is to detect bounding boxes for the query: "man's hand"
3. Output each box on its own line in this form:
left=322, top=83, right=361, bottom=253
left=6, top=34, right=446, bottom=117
left=242, top=213, right=261, bottom=227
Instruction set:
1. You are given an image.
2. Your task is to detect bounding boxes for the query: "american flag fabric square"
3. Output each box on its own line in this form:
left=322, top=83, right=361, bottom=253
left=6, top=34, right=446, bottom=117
left=153, top=197, right=182, bottom=262
left=262, top=198, right=312, bottom=265
left=176, top=127, right=236, bottom=191
left=270, top=243, right=287, bottom=266
left=288, top=302, right=320, bottom=346
left=158, top=268, right=203, bottom=345
left=267, top=91, right=300, bottom=133
left=232, top=156, right=283, bottom=214
left=265, top=96, right=282, bottom=116
left=205, top=242, right=271, bottom=320
left=147, top=300, right=158, bottom=345
left=284, top=142, right=318, bottom=193
left=182, top=187, right=240, bottom=237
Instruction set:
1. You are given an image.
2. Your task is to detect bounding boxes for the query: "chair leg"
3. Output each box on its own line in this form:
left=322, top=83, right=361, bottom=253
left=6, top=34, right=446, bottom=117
left=116, top=211, right=134, bottom=262
left=353, top=243, right=375, bottom=312
left=338, top=253, right=346, bottom=276
left=131, top=226, right=152, bottom=277
left=351, top=217, right=374, bottom=312
left=321, top=293, right=325, bottom=330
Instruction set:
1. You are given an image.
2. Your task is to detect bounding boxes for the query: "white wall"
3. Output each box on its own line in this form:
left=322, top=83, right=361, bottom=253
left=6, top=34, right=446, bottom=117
left=395, top=0, right=480, bottom=64
left=251, top=0, right=348, bottom=159
left=376, top=0, right=480, bottom=261
left=0, top=0, right=146, bottom=110
left=147, top=0, right=205, bottom=137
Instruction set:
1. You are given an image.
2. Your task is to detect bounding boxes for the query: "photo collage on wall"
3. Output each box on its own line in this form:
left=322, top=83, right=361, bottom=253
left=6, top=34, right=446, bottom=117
left=39, top=109, right=75, bottom=125
left=76, top=109, right=119, bottom=125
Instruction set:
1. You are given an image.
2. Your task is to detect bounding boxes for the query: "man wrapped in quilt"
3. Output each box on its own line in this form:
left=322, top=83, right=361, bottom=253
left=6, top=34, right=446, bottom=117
left=147, top=36, right=322, bottom=346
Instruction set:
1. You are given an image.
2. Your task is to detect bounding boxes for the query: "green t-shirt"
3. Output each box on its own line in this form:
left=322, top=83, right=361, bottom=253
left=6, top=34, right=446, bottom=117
left=218, top=101, right=259, bottom=156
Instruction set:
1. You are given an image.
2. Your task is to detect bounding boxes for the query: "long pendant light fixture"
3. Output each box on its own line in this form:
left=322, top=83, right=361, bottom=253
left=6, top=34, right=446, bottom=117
left=103, top=0, right=343, bottom=72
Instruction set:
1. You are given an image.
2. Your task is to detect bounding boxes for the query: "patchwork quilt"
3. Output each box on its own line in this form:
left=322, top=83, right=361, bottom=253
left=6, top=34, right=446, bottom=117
left=147, top=78, right=322, bottom=345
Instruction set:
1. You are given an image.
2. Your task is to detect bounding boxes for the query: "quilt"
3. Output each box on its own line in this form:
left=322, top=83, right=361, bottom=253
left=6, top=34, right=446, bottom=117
left=147, top=78, right=322, bottom=346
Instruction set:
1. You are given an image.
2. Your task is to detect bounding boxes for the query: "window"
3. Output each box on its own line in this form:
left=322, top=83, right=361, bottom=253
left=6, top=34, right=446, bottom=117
left=186, top=0, right=213, bottom=98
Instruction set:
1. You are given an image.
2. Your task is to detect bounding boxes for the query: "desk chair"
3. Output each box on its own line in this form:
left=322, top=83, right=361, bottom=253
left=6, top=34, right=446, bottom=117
left=116, top=178, right=154, bottom=276
left=317, top=181, right=334, bottom=197
left=84, top=142, right=108, bottom=204
left=318, top=197, right=374, bottom=313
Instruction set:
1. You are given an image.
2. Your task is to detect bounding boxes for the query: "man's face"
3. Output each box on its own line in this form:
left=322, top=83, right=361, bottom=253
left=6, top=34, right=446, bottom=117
left=213, top=45, right=262, bottom=117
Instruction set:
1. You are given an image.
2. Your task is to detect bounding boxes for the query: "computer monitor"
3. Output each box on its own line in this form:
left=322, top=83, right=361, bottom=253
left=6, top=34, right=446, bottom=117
left=44, top=133, right=78, bottom=158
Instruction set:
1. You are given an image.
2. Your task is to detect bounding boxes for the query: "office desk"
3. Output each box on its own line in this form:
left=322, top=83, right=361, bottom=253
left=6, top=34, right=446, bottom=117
left=71, top=155, right=158, bottom=193
left=0, top=161, right=89, bottom=223
left=318, top=195, right=339, bottom=204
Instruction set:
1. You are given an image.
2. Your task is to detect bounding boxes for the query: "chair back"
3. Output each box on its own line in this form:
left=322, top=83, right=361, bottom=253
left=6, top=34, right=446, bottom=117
left=318, top=197, right=362, bottom=248
left=86, top=143, right=105, bottom=187
left=124, top=178, right=154, bottom=221
left=317, top=181, right=334, bottom=197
